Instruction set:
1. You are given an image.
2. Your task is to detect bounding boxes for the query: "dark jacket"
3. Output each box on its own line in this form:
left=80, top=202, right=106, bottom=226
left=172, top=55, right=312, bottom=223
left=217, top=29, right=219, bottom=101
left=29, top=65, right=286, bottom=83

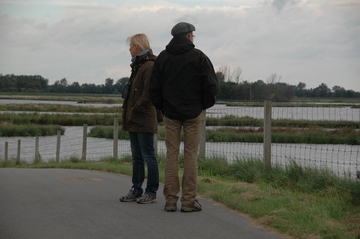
left=122, top=51, right=158, bottom=134
left=149, top=36, right=218, bottom=120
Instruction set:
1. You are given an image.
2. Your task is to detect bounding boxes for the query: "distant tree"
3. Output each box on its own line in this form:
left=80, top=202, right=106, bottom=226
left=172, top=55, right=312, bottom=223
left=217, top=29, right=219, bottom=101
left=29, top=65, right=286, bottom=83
left=239, top=80, right=252, bottom=100
left=60, top=78, right=68, bottom=87
left=114, top=77, right=129, bottom=94
left=332, top=85, right=346, bottom=98
left=218, top=81, right=238, bottom=100
left=218, top=65, right=231, bottom=82
left=215, top=71, right=225, bottom=85
left=266, top=73, right=282, bottom=85
left=231, top=67, right=242, bottom=84
left=266, top=73, right=286, bottom=101
left=36, top=75, right=49, bottom=92
left=345, top=89, right=356, bottom=98
left=252, top=80, right=268, bottom=101
left=313, top=83, right=331, bottom=97
left=68, top=82, right=81, bottom=93
left=273, top=82, right=295, bottom=102
left=295, top=82, right=307, bottom=97
left=2, top=73, right=359, bottom=99
left=104, top=78, right=114, bottom=94
left=218, top=65, right=242, bottom=83
left=0, top=74, right=16, bottom=91
left=81, top=83, right=101, bottom=94
left=51, top=79, right=67, bottom=93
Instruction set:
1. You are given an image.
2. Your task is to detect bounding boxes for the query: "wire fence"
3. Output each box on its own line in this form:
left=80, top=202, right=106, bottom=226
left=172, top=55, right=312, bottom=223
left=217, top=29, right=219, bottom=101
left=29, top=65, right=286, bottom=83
left=1, top=102, right=359, bottom=179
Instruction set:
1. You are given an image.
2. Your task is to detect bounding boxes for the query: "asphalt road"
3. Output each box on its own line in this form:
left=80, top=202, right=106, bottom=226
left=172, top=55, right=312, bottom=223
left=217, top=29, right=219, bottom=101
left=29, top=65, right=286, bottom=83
left=0, top=168, right=289, bottom=239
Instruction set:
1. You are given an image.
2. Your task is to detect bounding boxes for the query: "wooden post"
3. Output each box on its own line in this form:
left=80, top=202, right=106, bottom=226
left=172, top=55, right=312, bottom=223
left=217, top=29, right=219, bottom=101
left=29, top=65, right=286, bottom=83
left=113, top=118, right=119, bottom=158
left=16, top=139, right=21, bottom=164
left=263, top=101, right=272, bottom=171
left=82, top=124, right=87, bottom=161
left=35, top=136, right=39, bottom=162
left=56, top=130, right=61, bottom=163
left=4, top=142, right=8, bottom=161
left=198, top=110, right=206, bottom=158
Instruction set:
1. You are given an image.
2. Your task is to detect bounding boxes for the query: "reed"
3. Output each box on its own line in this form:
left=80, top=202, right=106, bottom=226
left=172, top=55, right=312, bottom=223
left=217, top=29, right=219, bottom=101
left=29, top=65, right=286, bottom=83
left=0, top=92, right=124, bottom=104
left=0, top=122, right=64, bottom=137
left=206, top=116, right=359, bottom=129
left=0, top=103, right=121, bottom=113
left=0, top=113, right=121, bottom=126
left=87, top=125, right=360, bottom=145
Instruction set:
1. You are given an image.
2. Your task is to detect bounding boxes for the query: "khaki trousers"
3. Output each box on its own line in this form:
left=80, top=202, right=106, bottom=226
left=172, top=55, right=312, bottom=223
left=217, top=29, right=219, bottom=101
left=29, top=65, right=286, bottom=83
left=163, top=111, right=205, bottom=206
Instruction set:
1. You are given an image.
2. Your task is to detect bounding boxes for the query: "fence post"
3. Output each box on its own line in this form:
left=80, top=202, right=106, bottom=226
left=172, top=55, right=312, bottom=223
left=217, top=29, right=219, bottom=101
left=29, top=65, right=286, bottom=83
left=35, top=136, right=39, bottom=162
left=113, top=118, right=119, bottom=158
left=56, top=130, right=61, bottom=163
left=199, top=110, right=206, bottom=158
left=4, top=142, right=8, bottom=161
left=82, top=124, right=87, bottom=161
left=17, top=139, right=21, bottom=164
left=263, top=100, right=272, bottom=171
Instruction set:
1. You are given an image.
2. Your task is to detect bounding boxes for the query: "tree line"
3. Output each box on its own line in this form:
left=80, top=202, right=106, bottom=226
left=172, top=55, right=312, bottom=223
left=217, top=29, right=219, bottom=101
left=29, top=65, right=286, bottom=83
left=1, top=72, right=359, bottom=101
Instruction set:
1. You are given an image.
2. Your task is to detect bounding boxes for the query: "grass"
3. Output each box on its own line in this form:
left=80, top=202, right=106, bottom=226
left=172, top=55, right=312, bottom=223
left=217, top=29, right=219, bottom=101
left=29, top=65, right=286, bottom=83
left=1, top=155, right=359, bottom=239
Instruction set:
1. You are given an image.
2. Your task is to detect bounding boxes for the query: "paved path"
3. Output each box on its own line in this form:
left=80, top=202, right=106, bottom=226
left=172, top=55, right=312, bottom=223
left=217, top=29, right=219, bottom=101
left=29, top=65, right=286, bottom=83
left=0, top=168, right=289, bottom=239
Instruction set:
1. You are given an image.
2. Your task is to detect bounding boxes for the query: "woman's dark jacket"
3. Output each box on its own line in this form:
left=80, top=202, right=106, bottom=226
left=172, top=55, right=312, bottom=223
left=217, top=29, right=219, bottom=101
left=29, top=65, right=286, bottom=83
left=122, top=51, right=158, bottom=134
left=149, top=35, right=218, bottom=120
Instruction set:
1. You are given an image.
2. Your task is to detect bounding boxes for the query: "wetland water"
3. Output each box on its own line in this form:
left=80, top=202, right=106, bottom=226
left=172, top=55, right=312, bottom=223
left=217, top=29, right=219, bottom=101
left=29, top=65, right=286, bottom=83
left=1, top=99, right=359, bottom=121
left=0, top=99, right=359, bottom=178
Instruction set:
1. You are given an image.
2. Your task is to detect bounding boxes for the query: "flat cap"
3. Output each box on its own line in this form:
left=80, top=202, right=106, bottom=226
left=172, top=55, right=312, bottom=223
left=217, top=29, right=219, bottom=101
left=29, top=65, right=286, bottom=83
left=171, top=22, right=196, bottom=36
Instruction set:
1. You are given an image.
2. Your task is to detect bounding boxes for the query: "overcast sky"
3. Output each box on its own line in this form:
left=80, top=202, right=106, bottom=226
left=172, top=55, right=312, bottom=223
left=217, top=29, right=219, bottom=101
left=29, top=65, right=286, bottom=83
left=0, top=0, right=359, bottom=91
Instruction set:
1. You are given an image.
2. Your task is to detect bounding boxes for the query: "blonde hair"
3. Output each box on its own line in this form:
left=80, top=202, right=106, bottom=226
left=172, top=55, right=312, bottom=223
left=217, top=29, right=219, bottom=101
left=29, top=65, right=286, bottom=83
left=126, top=33, right=151, bottom=51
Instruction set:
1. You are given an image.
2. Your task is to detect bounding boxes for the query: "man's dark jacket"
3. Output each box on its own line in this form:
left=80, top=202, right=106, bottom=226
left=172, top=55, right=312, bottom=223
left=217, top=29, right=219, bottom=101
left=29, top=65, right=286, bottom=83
left=149, top=35, right=218, bottom=120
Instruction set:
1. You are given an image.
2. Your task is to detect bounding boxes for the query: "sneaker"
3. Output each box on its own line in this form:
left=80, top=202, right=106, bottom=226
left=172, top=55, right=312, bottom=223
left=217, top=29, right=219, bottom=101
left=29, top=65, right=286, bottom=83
left=119, top=188, right=142, bottom=202
left=164, top=203, right=177, bottom=212
left=181, top=199, right=202, bottom=212
left=136, top=192, right=157, bottom=204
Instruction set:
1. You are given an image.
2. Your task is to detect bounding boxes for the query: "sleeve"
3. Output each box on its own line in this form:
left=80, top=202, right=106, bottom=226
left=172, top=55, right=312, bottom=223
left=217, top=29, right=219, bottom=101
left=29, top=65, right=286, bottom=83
left=200, top=53, right=219, bottom=109
left=148, top=58, right=163, bottom=110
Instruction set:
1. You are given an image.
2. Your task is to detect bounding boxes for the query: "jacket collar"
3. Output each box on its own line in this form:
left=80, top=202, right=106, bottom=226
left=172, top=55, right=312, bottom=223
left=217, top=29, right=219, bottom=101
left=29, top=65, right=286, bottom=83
left=166, top=36, right=194, bottom=55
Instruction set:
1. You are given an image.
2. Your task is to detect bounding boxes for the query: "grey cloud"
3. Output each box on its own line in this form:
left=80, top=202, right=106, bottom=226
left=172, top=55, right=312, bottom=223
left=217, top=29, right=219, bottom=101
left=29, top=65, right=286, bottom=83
left=0, top=2, right=359, bottom=91
left=271, top=0, right=298, bottom=12
left=271, top=0, right=288, bottom=11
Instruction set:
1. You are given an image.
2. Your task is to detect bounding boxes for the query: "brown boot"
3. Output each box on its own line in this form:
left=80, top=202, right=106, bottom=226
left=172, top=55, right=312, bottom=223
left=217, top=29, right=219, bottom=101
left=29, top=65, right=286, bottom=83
left=181, top=199, right=202, bottom=212
left=164, top=203, right=177, bottom=212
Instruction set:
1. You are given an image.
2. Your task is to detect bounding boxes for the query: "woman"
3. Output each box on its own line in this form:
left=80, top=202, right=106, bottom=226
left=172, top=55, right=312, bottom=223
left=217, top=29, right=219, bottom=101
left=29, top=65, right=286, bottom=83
left=119, top=33, right=159, bottom=204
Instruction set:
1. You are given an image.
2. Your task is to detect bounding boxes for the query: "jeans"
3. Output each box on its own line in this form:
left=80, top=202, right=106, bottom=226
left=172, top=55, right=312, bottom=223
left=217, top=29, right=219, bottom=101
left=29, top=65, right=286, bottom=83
left=129, top=132, right=159, bottom=195
left=163, top=111, right=205, bottom=206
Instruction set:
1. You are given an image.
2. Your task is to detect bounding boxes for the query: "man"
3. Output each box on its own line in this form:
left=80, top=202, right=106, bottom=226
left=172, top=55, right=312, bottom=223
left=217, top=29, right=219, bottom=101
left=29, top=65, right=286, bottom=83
left=149, top=22, right=218, bottom=212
